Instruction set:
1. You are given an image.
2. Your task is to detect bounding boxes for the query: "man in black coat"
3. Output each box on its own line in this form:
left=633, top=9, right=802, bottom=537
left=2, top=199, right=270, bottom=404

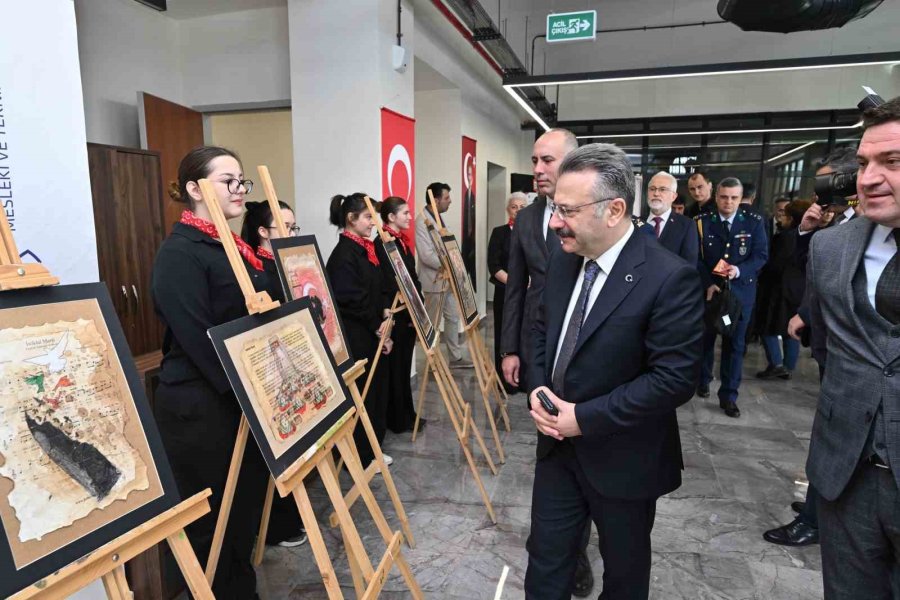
left=640, top=170, right=699, bottom=264
left=524, top=143, right=704, bottom=600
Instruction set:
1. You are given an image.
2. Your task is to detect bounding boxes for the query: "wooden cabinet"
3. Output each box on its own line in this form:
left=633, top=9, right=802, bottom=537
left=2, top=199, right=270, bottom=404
left=87, top=143, right=166, bottom=356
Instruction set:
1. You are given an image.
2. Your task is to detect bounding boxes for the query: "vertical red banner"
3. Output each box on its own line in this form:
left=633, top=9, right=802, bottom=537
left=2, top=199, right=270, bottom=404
left=380, top=108, right=416, bottom=252
left=461, top=135, right=477, bottom=291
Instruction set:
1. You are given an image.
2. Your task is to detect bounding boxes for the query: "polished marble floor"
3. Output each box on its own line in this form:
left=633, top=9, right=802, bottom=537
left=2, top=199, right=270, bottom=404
left=254, top=321, right=824, bottom=599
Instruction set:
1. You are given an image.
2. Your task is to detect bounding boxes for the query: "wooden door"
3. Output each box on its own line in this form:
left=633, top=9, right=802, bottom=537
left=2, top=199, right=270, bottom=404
left=87, top=144, right=165, bottom=356
left=139, top=92, right=204, bottom=233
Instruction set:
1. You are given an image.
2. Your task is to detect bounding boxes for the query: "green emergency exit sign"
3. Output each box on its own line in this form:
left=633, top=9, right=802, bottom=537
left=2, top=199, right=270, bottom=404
left=547, top=10, right=597, bottom=43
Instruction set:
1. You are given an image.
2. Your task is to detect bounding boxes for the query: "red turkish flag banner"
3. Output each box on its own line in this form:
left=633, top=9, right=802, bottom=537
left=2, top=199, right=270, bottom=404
left=381, top=108, right=416, bottom=252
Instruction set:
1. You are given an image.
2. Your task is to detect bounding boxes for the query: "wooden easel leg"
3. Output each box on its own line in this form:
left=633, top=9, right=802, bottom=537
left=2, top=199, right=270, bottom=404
left=339, top=524, right=367, bottom=599
left=466, top=330, right=506, bottom=463
left=474, top=326, right=511, bottom=431
left=317, top=461, right=376, bottom=583
left=205, top=416, right=250, bottom=585
left=252, top=477, right=276, bottom=567
left=427, top=355, right=497, bottom=523
left=291, top=485, right=345, bottom=600
left=101, top=566, right=131, bottom=600
left=336, top=436, right=424, bottom=599
left=412, top=362, right=431, bottom=442
left=434, top=351, right=498, bottom=476
left=167, top=529, right=216, bottom=600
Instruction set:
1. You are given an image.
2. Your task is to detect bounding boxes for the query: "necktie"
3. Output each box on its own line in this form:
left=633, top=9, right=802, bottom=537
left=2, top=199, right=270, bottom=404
left=875, top=229, right=900, bottom=325
left=552, top=261, right=602, bottom=396
left=653, top=216, right=663, bottom=238
left=723, top=220, right=731, bottom=236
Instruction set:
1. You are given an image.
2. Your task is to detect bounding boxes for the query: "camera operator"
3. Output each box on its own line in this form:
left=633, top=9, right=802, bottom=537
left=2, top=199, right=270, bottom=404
left=801, top=97, right=900, bottom=598
left=764, top=146, right=859, bottom=548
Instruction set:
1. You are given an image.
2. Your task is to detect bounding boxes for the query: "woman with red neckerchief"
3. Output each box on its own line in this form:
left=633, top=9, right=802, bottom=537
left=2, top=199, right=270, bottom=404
left=150, top=147, right=269, bottom=600
left=375, top=196, right=425, bottom=434
left=240, top=199, right=297, bottom=303
left=326, top=193, right=394, bottom=468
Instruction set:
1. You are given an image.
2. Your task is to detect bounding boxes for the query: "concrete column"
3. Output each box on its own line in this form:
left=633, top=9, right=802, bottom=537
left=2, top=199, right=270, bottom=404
left=288, top=0, right=415, bottom=258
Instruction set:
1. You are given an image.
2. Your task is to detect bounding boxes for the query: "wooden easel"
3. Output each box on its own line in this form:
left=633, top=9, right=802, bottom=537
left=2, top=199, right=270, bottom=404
left=252, top=169, right=416, bottom=563
left=198, top=178, right=421, bottom=598
left=421, top=190, right=509, bottom=464
left=374, top=197, right=497, bottom=523
left=0, top=212, right=216, bottom=600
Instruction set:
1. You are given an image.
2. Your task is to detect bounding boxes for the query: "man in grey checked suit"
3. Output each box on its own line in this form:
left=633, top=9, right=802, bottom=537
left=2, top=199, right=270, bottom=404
left=806, top=97, right=900, bottom=598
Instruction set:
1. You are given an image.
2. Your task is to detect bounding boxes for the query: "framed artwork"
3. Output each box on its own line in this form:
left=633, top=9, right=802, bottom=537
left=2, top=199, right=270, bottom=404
left=0, top=283, right=177, bottom=598
left=383, top=240, right=435, bottom=349
left=441, top=234, right=478, bottom=326
left=271, top=235, right=352, bottom=373
left=209, top=297, right=355, bottom=480
left=425, top=221, right=449, bottom=267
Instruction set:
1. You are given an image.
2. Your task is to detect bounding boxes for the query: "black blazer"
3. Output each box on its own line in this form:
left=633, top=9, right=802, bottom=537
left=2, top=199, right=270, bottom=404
left=640, top=212, right=699, bottom=264
left=528, top=230, right=704, bottom=500
left=487, top=223, right=511, bottom=292
left=502, top=197, right=558, bottom=361
left=326, top=235, right=386, bottom=357
left=151, top=222, right=271, bottom=395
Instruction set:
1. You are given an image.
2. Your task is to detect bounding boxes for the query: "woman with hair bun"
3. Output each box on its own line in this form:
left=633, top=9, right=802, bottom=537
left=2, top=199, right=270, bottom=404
left=375, top=196, right=425, bottom=433
left=151, top=146, right=269, bottom=599
left=325, top=193, right=394, bottom=467
left=240, top=199, right=297, bottom=303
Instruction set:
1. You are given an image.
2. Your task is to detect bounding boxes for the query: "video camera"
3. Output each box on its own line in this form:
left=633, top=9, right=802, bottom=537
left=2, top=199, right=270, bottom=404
left=813, top=87, right=885, bottom=205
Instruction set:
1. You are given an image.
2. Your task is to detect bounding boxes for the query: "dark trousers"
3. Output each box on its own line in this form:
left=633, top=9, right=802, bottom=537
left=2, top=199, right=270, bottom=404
left=701, top=299, right=753, bottom=403
left=386, top=318, right=417, bottom=434
left=347, top=325, right=390, bottom=465
left=525, top=442, right=656, bottom=600
left=819, top=463, right=900, bottom=599
left=155, top=381, right=268, bottom=600
left=799, top=483, right=820, bottom=527
left=492, top=285, right=517, bottom=393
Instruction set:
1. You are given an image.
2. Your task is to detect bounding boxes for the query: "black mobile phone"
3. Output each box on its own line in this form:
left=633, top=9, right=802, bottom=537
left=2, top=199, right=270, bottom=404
left=536, top=390, right=559, bottom=416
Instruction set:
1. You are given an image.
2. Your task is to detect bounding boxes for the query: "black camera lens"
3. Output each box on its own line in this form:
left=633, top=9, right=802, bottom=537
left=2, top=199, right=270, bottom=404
left=814, top=171, right=858, bottom=206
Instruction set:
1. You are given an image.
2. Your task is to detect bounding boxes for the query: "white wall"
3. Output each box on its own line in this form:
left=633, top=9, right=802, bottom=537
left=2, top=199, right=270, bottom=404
left=75, top=0, right=182, bottom=147
left=179, top=7, right=291, bottom=110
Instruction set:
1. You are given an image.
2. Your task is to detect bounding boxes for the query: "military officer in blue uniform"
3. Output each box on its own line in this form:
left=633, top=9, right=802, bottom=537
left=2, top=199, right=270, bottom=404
left=695, top=177, right=768, bottom=417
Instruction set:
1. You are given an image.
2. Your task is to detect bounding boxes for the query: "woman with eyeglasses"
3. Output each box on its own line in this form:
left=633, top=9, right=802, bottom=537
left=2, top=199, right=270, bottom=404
left=375, top=196, right=425, bottom=434
left=151, top=146, right=269, bottom=600
left=326, top=193, right=394, bottom=468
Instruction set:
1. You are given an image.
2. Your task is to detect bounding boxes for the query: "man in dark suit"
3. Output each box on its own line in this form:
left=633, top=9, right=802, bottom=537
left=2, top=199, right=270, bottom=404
left=696, top=177, right=768, bottom=417
left=685, top=171, right=715, bottom=218
left=502, top=128, right=599, bottom=595
left=525, top=143, right=704, bottom=599
left=488, top=192, right=527, bottom=392
left=640, top=170, right=699, bottom=263
left=804, top=98, right=900, bottom=598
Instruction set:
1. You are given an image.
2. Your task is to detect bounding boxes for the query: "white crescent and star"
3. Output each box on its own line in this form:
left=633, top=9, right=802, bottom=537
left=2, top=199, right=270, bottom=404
left=387, top=144, right=412, bottom=199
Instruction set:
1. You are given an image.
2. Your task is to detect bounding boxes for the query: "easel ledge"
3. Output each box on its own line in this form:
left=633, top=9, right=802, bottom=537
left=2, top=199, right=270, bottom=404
left=0, top=208, right=58, bottom=290
left=10, top=491, right=213, bottom=600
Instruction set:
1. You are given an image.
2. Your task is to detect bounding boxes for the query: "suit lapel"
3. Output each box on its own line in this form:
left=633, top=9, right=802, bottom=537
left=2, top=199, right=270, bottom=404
left=658, top=214, right=679, bottom=246
left=840, top=218, right=885, bottom=362
left=544, top=252, right=582, bottom=378
left=532, top=197, right=550, bottom=260
left=574, top=232, right=646, bottom=356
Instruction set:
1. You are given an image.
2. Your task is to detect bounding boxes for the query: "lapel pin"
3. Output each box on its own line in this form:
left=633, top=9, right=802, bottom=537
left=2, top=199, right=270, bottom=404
left=625, top=274, right=634, bottom=282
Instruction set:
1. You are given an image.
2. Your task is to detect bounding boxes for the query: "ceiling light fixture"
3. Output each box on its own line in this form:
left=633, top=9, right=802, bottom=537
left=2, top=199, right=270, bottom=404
left=577, top=122, right=862, bottom=140
left=504, top=86, right=551, bottom=131
left=765, top=141, right=818, bottom=163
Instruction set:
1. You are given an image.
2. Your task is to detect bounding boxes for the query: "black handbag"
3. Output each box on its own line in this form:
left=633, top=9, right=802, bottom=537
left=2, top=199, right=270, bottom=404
left=705, top=280, right=743, bottom=337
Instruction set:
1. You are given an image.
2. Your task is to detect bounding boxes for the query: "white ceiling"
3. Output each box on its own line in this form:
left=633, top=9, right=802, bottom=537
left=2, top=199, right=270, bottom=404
left=162, top=0, right=286, bottom=20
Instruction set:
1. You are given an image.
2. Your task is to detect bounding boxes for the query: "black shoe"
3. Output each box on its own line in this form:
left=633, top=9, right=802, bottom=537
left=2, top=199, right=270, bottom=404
left=722, top=401, right=741, bottom=418
left=791, top=501, right=805, bottom=514
left=756, top=365, right=778, bottom=379
left=697, top=384, right=710, bottom=398
left=778, top=369, right=793, bottom=380
left=763, top=518, right=819, bottom=546
left=572, top=550, right=594, bottom=597
left=758, top=365, right=790, bottom=380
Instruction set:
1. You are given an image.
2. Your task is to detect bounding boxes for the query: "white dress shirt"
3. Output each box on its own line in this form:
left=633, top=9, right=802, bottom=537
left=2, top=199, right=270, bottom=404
left=649, top=208, right=672, bottom=237
left=543, top=201, right=553, bottom=241
left=552, top=224, right=635, bottom=376
left=864, top=224, right=898, bottom=308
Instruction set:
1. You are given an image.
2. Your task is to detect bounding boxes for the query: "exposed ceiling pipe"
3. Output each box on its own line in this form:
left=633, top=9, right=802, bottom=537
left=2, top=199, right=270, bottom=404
left=430, top=0, right=505, bottom=78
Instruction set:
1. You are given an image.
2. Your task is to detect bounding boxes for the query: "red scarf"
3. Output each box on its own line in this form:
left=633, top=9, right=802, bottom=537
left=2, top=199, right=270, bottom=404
left=256, top=246, right=274, bottom=261
left=341, top=230, right=380, bottom=266
left=508, top=218, right=515, bottom=229
left=384, top=225, right=409, bottom=254
left=179, top=210, right=264, bottom=271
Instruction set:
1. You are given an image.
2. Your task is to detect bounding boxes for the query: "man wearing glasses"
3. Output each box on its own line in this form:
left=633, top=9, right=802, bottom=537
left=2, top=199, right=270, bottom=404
left=640, top=171, right=699, bottom=263
left=524, top=143, right=703, bottom=599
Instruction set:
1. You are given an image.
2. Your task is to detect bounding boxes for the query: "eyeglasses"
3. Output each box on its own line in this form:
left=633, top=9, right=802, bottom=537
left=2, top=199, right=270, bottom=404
left=548, top=198, right=615, bottom=219
left=270, top=225, right=301, bottom=237
left=647, top=186, right=675, bottom=194
left=223, top=178, right=253, bottom=194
